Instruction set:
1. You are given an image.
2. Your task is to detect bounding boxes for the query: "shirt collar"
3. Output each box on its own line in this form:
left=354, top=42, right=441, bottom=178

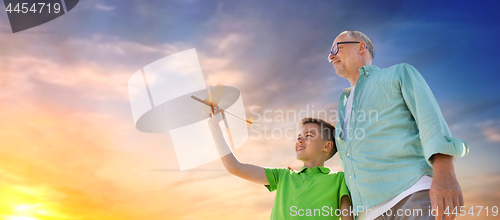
left=299, top=166, right=331, bottom=174
left=359, top=65, right=380, bottom=75
left=342, top=86, right=355, bottom=95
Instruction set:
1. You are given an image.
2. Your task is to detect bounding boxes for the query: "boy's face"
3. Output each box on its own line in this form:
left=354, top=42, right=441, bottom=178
left=295, top=123, right=329, bottom=161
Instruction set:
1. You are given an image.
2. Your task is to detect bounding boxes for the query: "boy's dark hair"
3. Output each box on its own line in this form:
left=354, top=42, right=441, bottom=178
left=300, top=117, right=337, bottom=161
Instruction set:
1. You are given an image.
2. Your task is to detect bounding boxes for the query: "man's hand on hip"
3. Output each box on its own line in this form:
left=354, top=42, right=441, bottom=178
left=430, top=153, right=464, bottom=220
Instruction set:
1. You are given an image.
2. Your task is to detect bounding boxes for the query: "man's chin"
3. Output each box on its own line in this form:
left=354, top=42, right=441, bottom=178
left=334, top=70, right=346, bottom=78
left=335, top=67, right=349, bottom=79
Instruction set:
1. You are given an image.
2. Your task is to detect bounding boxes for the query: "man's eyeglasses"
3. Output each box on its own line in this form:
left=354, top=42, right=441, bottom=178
left=328, top=41, right=360, bottom=63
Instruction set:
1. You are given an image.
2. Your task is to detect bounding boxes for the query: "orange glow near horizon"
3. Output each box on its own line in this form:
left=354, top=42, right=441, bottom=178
left=1, top=99, right=498, bottom=219
left=5, top=216, right=40, bottom=220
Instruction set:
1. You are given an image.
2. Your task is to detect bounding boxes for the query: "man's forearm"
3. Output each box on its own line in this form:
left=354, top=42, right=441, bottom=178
left=430, top=153, right=463, bottom=220
left=432, top=153, right=455, bottom=175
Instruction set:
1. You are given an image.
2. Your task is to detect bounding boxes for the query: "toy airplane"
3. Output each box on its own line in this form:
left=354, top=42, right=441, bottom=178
left=190, top=84, right=253, bottom=127
left=191, top=84, right=253, bottom=150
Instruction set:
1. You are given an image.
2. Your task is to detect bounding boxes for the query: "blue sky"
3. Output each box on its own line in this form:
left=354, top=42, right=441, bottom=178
left=61, top=0, right=500, bottom=101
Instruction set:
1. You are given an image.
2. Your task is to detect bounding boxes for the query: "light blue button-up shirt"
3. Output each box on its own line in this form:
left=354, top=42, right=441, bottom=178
left=335, top=63, right=469, bottom=212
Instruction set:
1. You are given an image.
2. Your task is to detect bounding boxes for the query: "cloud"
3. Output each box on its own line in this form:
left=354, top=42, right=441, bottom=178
left=2, top=55, right=128, bottom=101
left=0, top=32, right=255, bottom=106
left=443, top=99, right=500, bottom=124
left=197, top=32, right=252, bottom=87
left=483, top=128, right=500, bottom=142
left=476, top=120, right=500, bottom=143
left=0, top=30, right=287, bottom=219
left=95, top=4, right=115, bottom=11
left=0, top=34, right=193, bottom=103
left=199, top=54, right=245, bottom=87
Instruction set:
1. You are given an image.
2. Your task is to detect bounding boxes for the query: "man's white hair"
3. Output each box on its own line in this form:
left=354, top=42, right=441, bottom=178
left=341, top=30, right=375, bottom=60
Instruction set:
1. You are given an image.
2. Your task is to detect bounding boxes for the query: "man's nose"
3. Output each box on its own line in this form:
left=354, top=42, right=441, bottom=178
left=328, top=53, right=335, bottom=62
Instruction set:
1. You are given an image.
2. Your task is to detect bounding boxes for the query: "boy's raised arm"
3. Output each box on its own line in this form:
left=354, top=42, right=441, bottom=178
left=208, top=108, right=269, bottom=185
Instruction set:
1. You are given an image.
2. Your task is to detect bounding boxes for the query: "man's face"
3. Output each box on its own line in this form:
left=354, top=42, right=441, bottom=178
left=329, top=33, right=360, bottom=79
left=295, top=123, right=329, bottom=161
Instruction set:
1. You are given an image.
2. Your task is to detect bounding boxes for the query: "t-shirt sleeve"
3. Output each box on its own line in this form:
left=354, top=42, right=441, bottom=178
left=337, top=172, right=351, bottom=208
left=264, top=167, right=288, bottom=192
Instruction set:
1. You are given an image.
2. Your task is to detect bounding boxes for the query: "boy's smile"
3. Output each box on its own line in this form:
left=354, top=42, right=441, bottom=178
left=296, top=145, right=305, bottom=151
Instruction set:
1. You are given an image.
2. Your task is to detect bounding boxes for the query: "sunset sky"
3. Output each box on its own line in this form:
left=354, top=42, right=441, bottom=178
left=0, top=0, right=499, bottom=219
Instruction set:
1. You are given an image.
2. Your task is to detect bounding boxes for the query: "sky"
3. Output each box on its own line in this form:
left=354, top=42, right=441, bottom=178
left=0, top=0, right=499, bottom=219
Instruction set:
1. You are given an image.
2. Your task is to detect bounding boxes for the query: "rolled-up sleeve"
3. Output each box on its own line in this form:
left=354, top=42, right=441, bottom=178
left=399, top=63, right=469, bottom=167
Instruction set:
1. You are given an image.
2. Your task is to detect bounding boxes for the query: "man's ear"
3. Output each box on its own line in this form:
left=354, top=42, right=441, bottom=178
left=358, top=41, right=367, bottom=54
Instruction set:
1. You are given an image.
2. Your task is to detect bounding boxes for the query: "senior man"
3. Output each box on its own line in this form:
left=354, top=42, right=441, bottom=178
left=328, top=30, right=469, bottom=220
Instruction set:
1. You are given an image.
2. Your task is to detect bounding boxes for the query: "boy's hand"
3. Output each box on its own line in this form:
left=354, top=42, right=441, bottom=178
left=208, top=105, right=227, bottom=144
left=208, top=105, right=224, bottom=126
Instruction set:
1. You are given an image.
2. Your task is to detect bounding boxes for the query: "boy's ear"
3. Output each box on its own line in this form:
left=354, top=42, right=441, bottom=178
left=324, top=140, right=334, bottom=152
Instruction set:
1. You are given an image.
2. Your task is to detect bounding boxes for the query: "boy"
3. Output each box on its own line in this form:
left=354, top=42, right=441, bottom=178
left=208, top=106, right=352, bottom=219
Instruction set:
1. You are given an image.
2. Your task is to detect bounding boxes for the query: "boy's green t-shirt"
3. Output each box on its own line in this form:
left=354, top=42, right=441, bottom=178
left=264, top=166, right=350, bottom=219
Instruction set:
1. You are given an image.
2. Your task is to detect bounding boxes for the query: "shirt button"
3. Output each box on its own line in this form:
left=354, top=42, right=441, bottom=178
left=346, top=153, right=350, bottom=156
left=349, top=176, right=352, bottom=179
